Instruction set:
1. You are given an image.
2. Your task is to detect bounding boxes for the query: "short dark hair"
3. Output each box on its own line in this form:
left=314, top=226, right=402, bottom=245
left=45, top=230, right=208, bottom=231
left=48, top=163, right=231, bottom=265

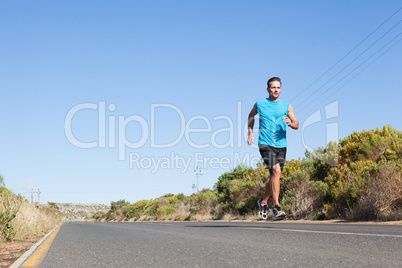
left=267, top=77, right=282, bottom=88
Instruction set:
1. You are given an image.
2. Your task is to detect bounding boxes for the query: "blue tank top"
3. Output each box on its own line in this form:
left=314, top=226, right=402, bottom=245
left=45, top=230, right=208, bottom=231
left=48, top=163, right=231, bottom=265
left=257, top=98, right=290, bottom=148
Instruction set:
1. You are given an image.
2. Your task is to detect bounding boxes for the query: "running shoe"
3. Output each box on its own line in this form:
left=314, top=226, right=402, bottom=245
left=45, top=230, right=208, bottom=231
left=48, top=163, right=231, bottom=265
left=272, top=205, right=285, bottom=219
left=258, top=199, right=268, bottom=220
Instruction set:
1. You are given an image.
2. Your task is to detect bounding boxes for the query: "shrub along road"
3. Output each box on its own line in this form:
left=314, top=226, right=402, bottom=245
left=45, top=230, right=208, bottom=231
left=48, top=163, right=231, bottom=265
left=36, top=221, right=401, bottom=267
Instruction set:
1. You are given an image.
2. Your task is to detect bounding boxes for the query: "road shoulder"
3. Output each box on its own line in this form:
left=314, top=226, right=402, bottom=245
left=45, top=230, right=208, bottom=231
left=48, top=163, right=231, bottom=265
left=9, top=225, right=62, bottom=268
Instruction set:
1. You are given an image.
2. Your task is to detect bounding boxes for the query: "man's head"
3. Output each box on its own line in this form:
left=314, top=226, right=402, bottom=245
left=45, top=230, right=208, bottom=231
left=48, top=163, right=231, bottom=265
left=267, top=77, right=282, bottom=88
left=267, top=77, right=281, bottom=101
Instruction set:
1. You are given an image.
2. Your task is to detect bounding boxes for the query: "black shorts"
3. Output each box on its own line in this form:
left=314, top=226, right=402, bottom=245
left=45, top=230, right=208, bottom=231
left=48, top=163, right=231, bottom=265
left=259, top=145, right=287, bottom=170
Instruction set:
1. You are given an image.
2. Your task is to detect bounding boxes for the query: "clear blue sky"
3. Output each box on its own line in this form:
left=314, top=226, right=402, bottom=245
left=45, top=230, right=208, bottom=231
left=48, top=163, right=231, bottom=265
left=1, top=1, right=401, bottom=205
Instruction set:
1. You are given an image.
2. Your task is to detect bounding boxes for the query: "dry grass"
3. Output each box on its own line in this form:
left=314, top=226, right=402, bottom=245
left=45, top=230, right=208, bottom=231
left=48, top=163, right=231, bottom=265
left=283, top=174, right=326, bottom=220
left=348, top=164, right=402, bottom=221
left=0, top=191, right=62, bottom=246
left=287, top=178, right=313, bottom=219
left=170, top=203, right=191, bottom=221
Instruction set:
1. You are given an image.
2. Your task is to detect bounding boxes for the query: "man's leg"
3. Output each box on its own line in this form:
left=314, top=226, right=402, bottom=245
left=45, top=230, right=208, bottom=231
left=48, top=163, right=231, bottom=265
left=271, top=162, right=285, bottom=219
left=258, top=176, right=271, bottom=219
left=270, top=163, right=282, bottom=206
left=262, top=175, right=272, bottom=205
left=262, top=164, right=281, bottom=205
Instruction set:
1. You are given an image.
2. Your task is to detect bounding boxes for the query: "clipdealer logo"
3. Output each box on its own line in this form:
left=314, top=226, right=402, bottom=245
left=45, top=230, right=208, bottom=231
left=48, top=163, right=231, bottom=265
left=64, top=101, right=340, bottom=172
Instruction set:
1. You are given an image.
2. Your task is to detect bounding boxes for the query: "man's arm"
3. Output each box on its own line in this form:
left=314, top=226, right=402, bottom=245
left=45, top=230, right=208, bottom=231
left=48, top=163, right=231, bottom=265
left=247, top=103, right=258, bottom=145
left=284, top=104, right=299, bottom=130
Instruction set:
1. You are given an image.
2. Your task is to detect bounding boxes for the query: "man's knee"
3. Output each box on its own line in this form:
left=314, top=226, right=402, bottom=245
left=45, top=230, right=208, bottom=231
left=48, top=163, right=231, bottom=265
left=270, top=164, right=281, bottom=175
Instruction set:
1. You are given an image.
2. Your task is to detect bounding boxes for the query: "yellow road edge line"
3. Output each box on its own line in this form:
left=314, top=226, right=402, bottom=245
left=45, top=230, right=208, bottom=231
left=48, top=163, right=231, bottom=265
left=20, top=225, right=62, bottom=267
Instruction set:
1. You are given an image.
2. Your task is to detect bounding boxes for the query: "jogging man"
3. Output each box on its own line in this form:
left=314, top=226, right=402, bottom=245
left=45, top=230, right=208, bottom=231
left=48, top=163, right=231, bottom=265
left=247, top=77, right=299, bottom=219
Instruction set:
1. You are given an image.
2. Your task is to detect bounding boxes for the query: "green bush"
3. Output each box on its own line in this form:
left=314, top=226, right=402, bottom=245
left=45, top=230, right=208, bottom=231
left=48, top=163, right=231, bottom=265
left=324, top=126, right=402, bottom=219
left=235, top=195, right=259, bottom=215
left=47, top=202, right=59, bottom=210
left=189, top=189, right=218, bottom=215
left=126, top=206, right=140, bottom=219
left=143, top=200, right=157, bottom=216
left=93, top=211, right=105, bottom=221
left=176, top=193, right=186, bottom=202
left=0, top=208, right=18, bottom=241
left=166, top=196, right=178, bottom=204
left=313, top=212, right=326, bottom=221
left=157, top=206, right=176, bottom=217
left=111, top=199, right=130, bottom=212
left=214, top=165, right=266, bottom=215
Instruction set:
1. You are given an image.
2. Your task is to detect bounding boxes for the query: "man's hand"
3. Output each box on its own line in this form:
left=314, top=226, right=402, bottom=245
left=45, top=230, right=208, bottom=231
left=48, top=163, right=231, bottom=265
left=283, top=115, right=292, bottom=126
left=285, top=104, right=299, bottom=130
left=247, top=133, right=254, bottom=145
left=247, top=103, right=258, bottom=145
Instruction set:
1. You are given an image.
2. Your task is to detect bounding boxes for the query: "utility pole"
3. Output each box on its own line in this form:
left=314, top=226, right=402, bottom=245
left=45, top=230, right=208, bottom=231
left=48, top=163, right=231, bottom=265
left=29, top=189, right=41, bottom=205
left=194, top=166, right=202, bottom=193
left=37, top=189, right=41, bottom=205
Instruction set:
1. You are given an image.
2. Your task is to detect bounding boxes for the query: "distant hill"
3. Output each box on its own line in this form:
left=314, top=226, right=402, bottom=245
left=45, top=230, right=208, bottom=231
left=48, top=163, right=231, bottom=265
left=56, top=203, right=109, bottom=221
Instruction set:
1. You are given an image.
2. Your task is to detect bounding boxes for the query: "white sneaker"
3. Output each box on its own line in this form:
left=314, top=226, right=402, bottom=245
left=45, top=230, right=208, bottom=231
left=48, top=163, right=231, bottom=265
left=258, top=199, right=268, bottom=220
left=272, top=205, right=285, bottom=219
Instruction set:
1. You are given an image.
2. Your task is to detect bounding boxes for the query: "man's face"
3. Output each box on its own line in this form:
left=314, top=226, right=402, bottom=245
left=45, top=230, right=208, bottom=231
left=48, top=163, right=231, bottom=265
left=267, top=81, right=281, bottom=99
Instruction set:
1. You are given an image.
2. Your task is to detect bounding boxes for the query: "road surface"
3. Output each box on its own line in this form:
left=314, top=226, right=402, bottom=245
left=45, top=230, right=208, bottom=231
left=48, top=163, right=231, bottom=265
left=37, top=221, right=402, bottom=267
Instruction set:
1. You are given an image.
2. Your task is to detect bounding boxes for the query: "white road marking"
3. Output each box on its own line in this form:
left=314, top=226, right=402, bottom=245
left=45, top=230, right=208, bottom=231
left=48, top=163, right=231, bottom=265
left=105, top=222, right=402, bottom=238
left=245, top=227, right=402, bottom=238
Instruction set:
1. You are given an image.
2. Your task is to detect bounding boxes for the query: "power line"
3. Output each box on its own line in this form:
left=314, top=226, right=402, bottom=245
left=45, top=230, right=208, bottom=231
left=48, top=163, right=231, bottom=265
left=297, top=32, right=401, bottom=117
left=301, top=36, right=402, bottom=119
left=295, top=20, right=401, bottom=114
left=290, top=8, right=401, bottom=104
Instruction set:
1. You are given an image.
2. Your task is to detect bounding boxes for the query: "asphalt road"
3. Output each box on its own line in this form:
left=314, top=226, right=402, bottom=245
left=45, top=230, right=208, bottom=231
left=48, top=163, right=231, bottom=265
left=39, top=221, right=402, bottom=267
